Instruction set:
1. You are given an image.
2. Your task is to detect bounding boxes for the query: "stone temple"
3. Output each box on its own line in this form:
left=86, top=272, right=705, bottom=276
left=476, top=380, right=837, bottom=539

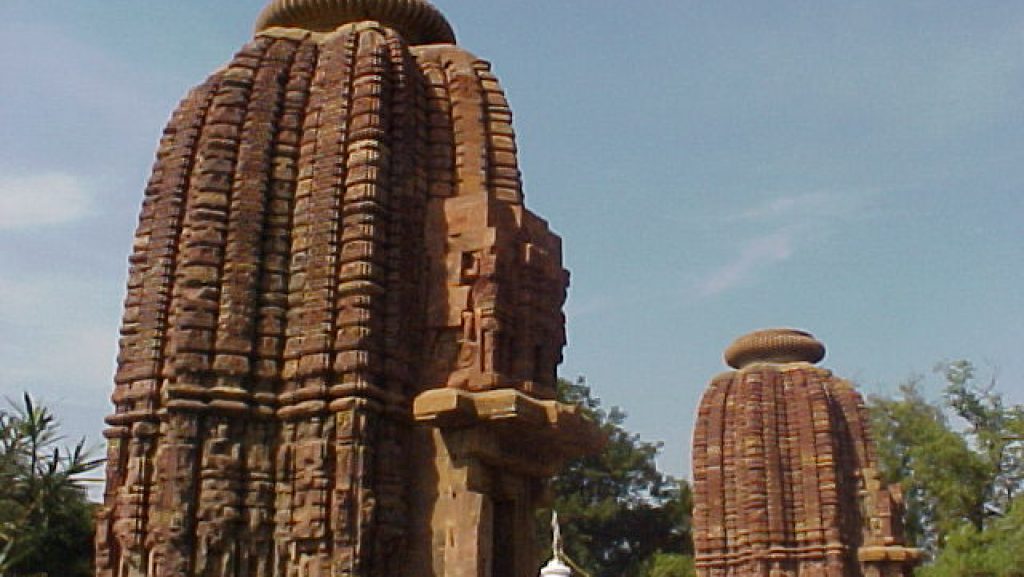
left=96, top=1, right=600, bottom=576
left=691, top=329, right=920, bottom=577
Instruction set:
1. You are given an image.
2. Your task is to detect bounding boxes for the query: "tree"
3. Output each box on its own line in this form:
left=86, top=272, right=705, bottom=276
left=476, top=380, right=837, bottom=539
left=0, top=394, right=102, bottom=577
left=869, top=377, right=989, bottom=550
left=868, top=361, right=1024, bottom=553
left=939, top=360, right=1024, bottom=516
left=541, top=378, right=694, bottom=577
left=919, top=494, right=1024, bottom=577
left=640, top=552, right=696, bottom=577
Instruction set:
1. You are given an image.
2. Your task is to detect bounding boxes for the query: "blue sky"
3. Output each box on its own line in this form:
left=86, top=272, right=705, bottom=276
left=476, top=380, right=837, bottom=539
left=1, top=1, right=1022, bottom=482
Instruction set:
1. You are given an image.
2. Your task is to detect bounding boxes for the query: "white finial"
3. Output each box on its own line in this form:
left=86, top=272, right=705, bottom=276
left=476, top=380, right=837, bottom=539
left=540, top=511, right=571, bottom=577
left=552, top=511, right=563, bottom=560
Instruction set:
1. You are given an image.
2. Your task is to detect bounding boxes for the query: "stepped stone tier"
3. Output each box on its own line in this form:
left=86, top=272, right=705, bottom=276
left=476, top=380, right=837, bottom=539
left=96, top=1, right=601, bottom=576
left=692, top=329, right=920, bottom=577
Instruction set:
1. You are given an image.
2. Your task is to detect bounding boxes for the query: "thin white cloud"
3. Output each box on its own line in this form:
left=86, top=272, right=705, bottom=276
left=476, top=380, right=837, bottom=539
left=693, top=190, right=877, bottom=297
left=732, top=191, right=862, bottom=222
left=699, top=229, right=795, bottom=296
left=0, top=173, right=93, bottom=229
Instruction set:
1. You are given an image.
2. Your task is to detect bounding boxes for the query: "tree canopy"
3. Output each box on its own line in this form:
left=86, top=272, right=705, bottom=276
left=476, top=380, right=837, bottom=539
left=543, top=378, right=694, bottom=577
left=868, top=360, right=1024, bottom=576
left=0, top=394, right=102, bottom=577
left=919, top=495, right=1024, bottom=577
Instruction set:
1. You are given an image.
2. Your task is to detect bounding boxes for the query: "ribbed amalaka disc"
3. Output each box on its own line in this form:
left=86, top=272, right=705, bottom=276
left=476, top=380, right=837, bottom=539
left=723, top=328, right=826, bottom=369
left=255, top=0, right=456, bottom=44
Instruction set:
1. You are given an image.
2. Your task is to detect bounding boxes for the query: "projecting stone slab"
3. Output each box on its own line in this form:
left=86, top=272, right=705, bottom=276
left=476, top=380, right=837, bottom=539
left=414, top=388, right=603, bottom=461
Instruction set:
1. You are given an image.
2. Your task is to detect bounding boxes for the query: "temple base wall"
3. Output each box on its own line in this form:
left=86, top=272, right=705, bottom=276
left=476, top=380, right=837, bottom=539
left=411, top=389, right=600, bottom=577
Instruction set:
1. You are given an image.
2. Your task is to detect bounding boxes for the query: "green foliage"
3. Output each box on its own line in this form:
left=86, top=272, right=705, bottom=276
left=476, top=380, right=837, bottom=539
left=868, top=361, right=1024, bottom=555
left=542, top=378, right=693, bottom=577
left=919, top=495, right=1024, bottom=577
left=0, top=394, right=102, bottom=577
left=641, top=552, right=696, bottom=577
left=869, top=377, right=989, bottom=549
left=939, top=360, right=1024, bottom=517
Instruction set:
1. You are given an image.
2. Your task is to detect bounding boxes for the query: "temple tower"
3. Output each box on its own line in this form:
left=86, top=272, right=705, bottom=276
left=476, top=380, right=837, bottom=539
left=691, top=329, right=920, bottom=577
left=97, top=2, right=599, bottom=576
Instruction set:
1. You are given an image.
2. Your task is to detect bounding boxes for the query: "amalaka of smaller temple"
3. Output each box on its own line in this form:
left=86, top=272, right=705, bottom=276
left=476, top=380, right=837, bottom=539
left=692, top=329, right=920, bottom=577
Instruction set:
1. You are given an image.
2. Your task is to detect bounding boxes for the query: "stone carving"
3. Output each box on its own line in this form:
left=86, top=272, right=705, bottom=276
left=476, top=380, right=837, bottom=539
left=97, top=2, right=598, bottom=576
left=692, top=329, right=921, bottom=577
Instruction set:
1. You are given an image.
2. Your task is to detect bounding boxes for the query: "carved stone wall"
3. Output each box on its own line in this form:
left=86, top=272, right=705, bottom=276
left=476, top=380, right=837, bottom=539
left=97, top=3, right=596, bottom=576
left=691, top=330, right=920, bottom=577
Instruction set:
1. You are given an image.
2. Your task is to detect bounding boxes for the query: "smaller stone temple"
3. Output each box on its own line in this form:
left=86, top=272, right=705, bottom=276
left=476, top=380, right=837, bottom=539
left=691, top=329, right=920, bottom=577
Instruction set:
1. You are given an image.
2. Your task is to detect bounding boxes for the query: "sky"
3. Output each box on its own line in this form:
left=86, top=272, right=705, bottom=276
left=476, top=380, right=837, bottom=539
left=1, top=1, right=1022, bottom=485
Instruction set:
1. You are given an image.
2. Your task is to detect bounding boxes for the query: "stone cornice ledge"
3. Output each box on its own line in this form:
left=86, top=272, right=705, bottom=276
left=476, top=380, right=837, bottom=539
left=858, top=546, right=922, bottom=564
left=413, top=388, right=604, bottom=459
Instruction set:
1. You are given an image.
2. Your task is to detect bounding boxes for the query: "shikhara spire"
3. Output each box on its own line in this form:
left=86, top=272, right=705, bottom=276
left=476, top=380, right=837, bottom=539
left=692, top=329, right=920, bottom=577
left=96, top=3, right=599, bottom=576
